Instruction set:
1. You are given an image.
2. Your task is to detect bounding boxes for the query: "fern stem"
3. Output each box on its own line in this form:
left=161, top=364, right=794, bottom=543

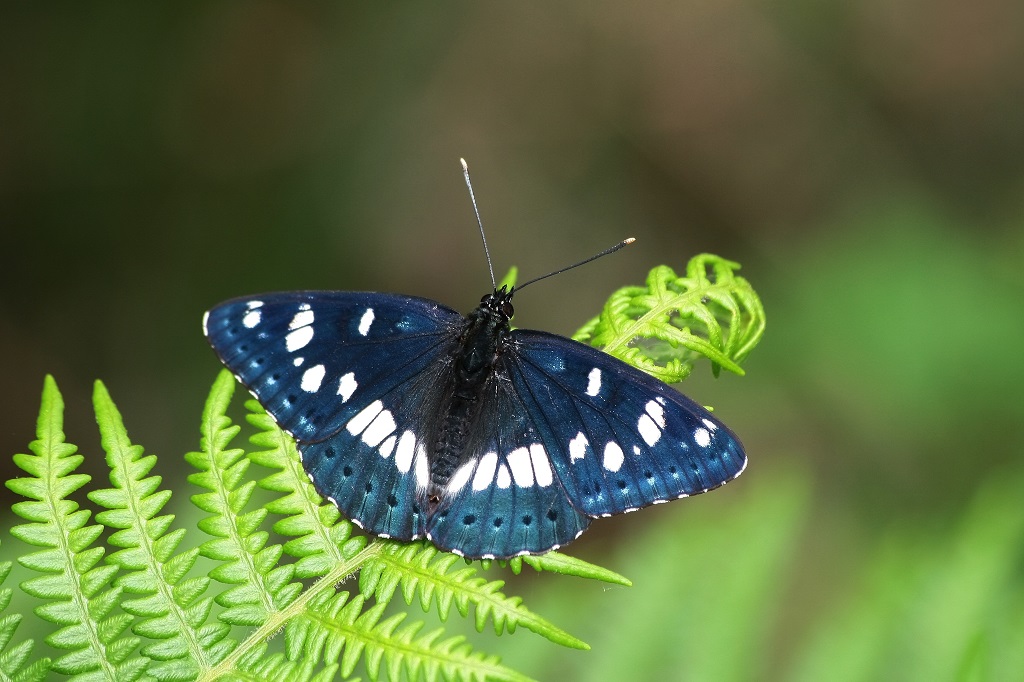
left=200, top=541, right=385, bottom=681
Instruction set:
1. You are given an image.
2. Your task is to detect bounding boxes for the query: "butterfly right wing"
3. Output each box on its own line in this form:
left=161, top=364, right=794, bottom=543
left=204, top=291, right=463, bottom=540
left=505, top=330, right=747, bottom=518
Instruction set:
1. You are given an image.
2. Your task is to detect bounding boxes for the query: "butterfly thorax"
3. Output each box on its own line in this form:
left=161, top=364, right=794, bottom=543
left=428, top=289, right=515, bottom=500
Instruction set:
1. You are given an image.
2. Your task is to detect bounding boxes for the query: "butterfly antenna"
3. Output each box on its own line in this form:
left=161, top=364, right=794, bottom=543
left=461, top=158, right=497, bottom=292
left=517, top=237, right=636, bottom=291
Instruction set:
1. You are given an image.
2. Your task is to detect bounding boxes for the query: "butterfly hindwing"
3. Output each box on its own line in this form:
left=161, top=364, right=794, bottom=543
left=425, top=375, right=591, bottom=558
left=299, top=385, right=440, bottom=541
left=506, top=330, right=747, bottom=517
left=204, top=291, right=463, bottom=539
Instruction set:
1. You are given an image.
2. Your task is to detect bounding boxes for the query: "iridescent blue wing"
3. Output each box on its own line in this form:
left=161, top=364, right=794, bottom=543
left=425, top=373, right=591, bottom=559
left=505, top=330, right=747, bottom=517
left=203, top=292, right=463, bottom=540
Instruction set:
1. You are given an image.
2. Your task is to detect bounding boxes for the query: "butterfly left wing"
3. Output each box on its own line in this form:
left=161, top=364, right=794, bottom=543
left=425, top=375, right=591, bottom=559
left=204, top=291, right=464, bottom=541
left=504, top=330, right=747, bottom=518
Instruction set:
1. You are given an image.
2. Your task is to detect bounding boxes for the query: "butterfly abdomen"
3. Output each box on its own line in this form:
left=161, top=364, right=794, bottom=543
left=428, top=295, right=512, bottom=496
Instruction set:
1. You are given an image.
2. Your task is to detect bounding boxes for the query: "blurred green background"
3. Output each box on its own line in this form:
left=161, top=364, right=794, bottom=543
left=2, top=3, right=1023, bottom=680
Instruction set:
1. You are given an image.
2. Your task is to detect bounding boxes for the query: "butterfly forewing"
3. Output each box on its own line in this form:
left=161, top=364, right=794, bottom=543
left=425, top=374, right=591, bottom=558
left=204, top=292, right=462, bottom=440
left=506, top=331, right=747, bottom=517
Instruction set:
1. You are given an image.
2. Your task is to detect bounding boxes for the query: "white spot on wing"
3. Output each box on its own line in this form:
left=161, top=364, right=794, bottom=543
left=358, top=308, right=375, bottom=336
left=362, top=409, right=397, bottom=447
left=289, top=309, right=314, bottom=329
left=395, top=431, right=416, bottom=473
left=346, top=400, right=383, bottom=436
left=337, top=372, right=357, bottom=402
left=586, top=368, right=602, bottom=397
left=638, top=414, right=661, bottom=446
left=473, top=452, right=498, bottom=491
left=379, top=434, right=397, bottom=459
left=414, top=444, right=429, bottom=491
left=496, top=464, right=511, bottom=489
left=286, top=326, right=314, bottom=352
left=293, top=357, right=304, bottom=367
left=447, top=461, right=475, bottom=494
left=300, top=364, right=326, bottom=393
left=530, top=444, right=553, bottom=487
left=702, top=418, right=718, bottom=431
left=603, top=442, right=624, bottom=472
left=506, top=447, right=534, bottom=487
left=694, top=427, right=711, bottom=447
left=242, top=310, right=262, bottom=328
left=569, top=432, right=588, bottom=462
left=645, top=400, right=666, bottom=428
left=247, top=300, right=264, bottom=309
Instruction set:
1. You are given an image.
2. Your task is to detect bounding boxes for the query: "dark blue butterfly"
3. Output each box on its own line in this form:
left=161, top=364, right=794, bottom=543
left=204, top=285, right=747, bottom=559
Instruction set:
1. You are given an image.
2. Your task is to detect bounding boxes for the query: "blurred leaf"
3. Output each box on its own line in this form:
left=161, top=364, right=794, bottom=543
left=787, top=469, right=1024, bottom=681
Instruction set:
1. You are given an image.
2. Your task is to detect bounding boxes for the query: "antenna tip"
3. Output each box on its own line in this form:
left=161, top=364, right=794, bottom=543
left=623, top=237, right=636, bottom=245
left=460, top=158, right=469, bottom=171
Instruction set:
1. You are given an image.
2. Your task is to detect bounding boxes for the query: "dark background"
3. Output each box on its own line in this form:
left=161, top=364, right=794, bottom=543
left=2, top=3, right=1022, bottom=679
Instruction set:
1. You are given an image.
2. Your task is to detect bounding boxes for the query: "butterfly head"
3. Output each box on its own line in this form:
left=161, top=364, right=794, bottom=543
left=479, top=285, right=515, bottom=322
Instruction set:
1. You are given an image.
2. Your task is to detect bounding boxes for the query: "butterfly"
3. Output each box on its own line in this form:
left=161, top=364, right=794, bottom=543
left=203, top=283, right=746, bottom=559
left=203, top=162, right=746, bottom=559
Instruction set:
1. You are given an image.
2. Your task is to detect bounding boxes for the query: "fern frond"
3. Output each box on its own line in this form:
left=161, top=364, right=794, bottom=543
left=0, top=545, right=50, bottom=682
left=185, top=372, right=301, bottom=632
left=289, top=589, right=534, bottom=682
left=244, top=393, right=367, bottom=579
left=88, top=380, right=226, bottom=681
left=6, top=376, right=146, bottom=680
left=359, top=543, right=588, bottom=649
left=574, top=254, right=765, bottom=382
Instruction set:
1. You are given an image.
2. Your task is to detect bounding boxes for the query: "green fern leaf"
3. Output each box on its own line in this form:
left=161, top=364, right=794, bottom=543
left=290, top=589, right=534, bottom=682
left=7, top=376, right=146, bottom=680
left=185, top=372, right=301, bottom=635
left=574, top=255, right=765, bottom=382
left=359, top=543, right=588, bottom=649
left=87, top=380, right=228, bottom=681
